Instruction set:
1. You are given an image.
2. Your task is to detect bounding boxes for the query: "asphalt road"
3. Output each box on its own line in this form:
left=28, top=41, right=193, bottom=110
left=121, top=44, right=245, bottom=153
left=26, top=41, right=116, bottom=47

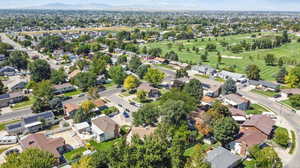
left=239, top=89, right=300, bottom=168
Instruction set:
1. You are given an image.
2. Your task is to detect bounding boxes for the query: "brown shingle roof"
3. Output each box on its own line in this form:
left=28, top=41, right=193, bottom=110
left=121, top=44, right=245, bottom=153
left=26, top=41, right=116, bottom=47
left=64, top=103, right=80, bottom=115
left=92, top=99, right=106, bottom=107
left=68, top=70, right=81, bottom=79
left=224, top=94, right=249, bottom=104
left=20, top=133, right=65, bottom=158
left=242, top=115, right=275, bottom=135
left=138, top=83, right=154, bottom=92
left=91, top=115, right=119, bottom=134
left=228, top=107, right=246, bottom=117
left=237, top=127, right=268, bottom=148
left=130, top=127, right=156, bottom=139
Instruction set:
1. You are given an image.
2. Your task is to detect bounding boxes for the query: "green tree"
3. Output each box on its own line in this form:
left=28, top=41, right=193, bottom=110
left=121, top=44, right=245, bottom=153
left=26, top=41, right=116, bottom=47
left=50, top=68, right=67, bottom=84
left=128, top=56, right=142, bottom=72
left=213, top=117, right=239, bottom=145
left=161, top=100, right=189, bottom=125
left=285, top=66, right=300, bottom=88
left=8, top=50, right=29, bottom=70
left=90, top=57, right=107, bottom=75
left=29, top=59, right=51, bottom=82
left=222, top=78, right=237, bottom=95
left=1, top=148, right=57, bottom=168
left=124, top=75, right=139, bottom=90
left=246, top=64, right=261, bottom=80
left=136, top=64, right=150, bottom=79
left=136, top=90, right=147, bottom=102
left=144, top=68, right=165, bottom=86
left=0, top=80, right=6, bottom=94
left=183, top=79, right=203, bottom=100
left=264, top=54, right=275, bottom=66
left=201, top=51, right=208, bottom=62
left=133, top=103, right=160, bottom=126
left=278, top=57, right=284, bottom=67
left=276, top=67, right=288, bottom=84
left=117, top=55, right=127, bottom=65
left=273, top=127, right=290, bottom=148
left=108, top=65, right=127, bottom=86
left=71, top=72, right=97, bottom=91
left=88, top=87, right=99, bottom=100
left=184, top=144, right=210, bottom=168
left=289, top=94, right=300, bottom=109
left=248, top=146, right=283, bottom=168
left=31, top=80, right=54, bottom=113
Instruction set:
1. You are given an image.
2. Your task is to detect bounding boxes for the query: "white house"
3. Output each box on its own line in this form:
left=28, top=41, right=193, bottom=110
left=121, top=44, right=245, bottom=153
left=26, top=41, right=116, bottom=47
left=91, top=115, right=119, bottom=142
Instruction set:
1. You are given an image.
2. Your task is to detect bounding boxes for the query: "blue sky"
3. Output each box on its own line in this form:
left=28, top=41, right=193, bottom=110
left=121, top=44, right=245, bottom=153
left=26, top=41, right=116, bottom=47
left=1, top=0, right=300, bottom=11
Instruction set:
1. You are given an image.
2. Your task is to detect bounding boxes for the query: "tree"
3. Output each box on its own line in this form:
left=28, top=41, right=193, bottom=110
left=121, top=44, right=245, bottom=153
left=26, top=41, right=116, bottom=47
left=117, top=55, right=127, bottom=65
left=278, top=57, right=284, bottom=67
left=184, top=144, right=210, bottom=168
left=213, top=117, right=239, bottom=145
left=72, top=156, right=95, bottom=168
left=29, top=59, right=51, bottom=82
left=183, top=79, right=203, bottom=100
left=1, top=148, right=57, bottom=168
left=81, top=100, right=96, bottom=113
left=222, top=78, right=237, bottom=95
left=161, top=100, right=189, bottom=125
left=144, top=68, right=165, bottom=86
left=8, top=50, right=29, bottom=70
left=90, top=57, right=107, bottom=75
left=136, top=90, right=147, bottom=102
left=73, top=108, right=89, bottom=123
left=128, top=56, right=142, bottom=72
left=285, top=66, right=300, bottom=88
left=217, top=51, right=222, bottom=64
left=248, top=146, right=283, bottom=168
left=264, top=54, right=275, bottom=66
left=124, top=75, right=139, bottom=90
left=50, top=68, right=67, bottom=84
left=176, top=69, right=188, bottom=78
left=165, top=51, right=178, bottom=61
left=136, top=64, right=150, bottom=79
left=108, top=65, right=127, bottom=86
left=246, top=64, right=260, bottom=80
left=289, top=94, right=300, bottom=109
left=201, top=51, right=208, bottom=62
left=88, top=87, right=99, bottom=100
left=31, top=80, right=54, bottom=113
left=276, top=67, right=288, bottom=84
left=0, top=80, right=6, bottom=94
left=273, top=127, right=290, bottom=148
left=133, top=103, right=160, bottom=126
left=71, top=72, right=97, bottom=91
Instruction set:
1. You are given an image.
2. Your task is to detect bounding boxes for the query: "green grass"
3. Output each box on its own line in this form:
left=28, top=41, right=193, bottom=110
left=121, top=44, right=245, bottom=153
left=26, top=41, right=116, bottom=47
left=155, top=64, right=176, bottom=70
left=194, top=74, right=209, bottom=79
left=63, top=147, right=86, bottom=162
left=251, top=89, right=279, bottom=97
left=289, top=130, right=296, bottom=154
left=279, top=99, right=300, bottom=110
left=184, top=143, right=220, bottom=157
left=64, top=90, right=82, bottom=97
left=246, top=104, right=270, bottom=115
left=0, top=147, right=9, bottom=155
left=12, top=96, right=35, bottom=109
left=146, top=32, right=300, bottom=81
left=103, top=82, right=116, bottom=89
left=0, top=120, right=21, bottom=131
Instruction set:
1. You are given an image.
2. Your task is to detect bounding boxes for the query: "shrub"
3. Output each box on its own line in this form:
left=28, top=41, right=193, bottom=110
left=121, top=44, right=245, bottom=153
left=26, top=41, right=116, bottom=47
left=289, top=131, right=296, bottom=154
left=273, top=127, right=290, bottom=148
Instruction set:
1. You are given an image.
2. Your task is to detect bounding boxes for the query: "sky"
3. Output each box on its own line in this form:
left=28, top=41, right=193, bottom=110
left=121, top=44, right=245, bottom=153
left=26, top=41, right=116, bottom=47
left=1, top=0, right=300, bottom=11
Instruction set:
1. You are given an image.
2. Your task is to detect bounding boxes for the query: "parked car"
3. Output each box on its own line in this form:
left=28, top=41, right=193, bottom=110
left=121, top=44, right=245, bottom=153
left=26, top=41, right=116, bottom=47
left=78, top=93, right=85, bottom=97
left=273, top=94, right=281, bottom=98
left=123, top=112, right=130, bottom=118
left=5, top=148, right=19, bottom=156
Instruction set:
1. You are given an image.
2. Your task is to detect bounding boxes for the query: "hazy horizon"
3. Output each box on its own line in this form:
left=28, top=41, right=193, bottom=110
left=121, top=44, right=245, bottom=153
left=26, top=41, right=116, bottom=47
left=1, top=0, right=300, bottom=11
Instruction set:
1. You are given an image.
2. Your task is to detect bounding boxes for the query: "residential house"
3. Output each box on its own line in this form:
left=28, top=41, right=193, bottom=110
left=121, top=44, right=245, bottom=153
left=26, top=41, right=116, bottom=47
left=281, top=88, right=300, bottom=98
left=206, top=147, right=242, bottom=168
left=223, top=94, right=250, bottom=110
left=218, top=71, right=247, bottom=83
left=137, top=83, right=161, bottom=98
left=248, top=80, right=280, bottom=92
left=229, top=115, right=275, bottom=156
left=91, top=115, right=119, bottom=142
left=53, top=83, right=76, bottom=95
left=68, top=69, right=81, bottom=80
left=191, top=65, right=217, bottom=76
left=0, top=91, right=26, bottom=108
left=92, top=99, right=107, bottom=111
left=72, top=122, right=93, bottom=140
left=0, top=136, right=18, bottom=145
left=201, top=78, right=223, bottom=98
left=0, top=66, right=17, bottom=76
left=63, top=103, right=80, bottom=119
left=6, top=111, right=56, bottom=135
left=201, top=96, right=216, bottom=106
left=20, top=133, right=66, bottom=162
left=228, top=107, right=247, bottom=123
left=8, top=81, right=27, bottom=92
left=127, top=127, right=156, bottom=143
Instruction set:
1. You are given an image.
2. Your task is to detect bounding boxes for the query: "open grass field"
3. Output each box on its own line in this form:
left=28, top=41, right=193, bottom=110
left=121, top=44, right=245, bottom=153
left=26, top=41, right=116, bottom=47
left=146, top=32, right=300, bottom=81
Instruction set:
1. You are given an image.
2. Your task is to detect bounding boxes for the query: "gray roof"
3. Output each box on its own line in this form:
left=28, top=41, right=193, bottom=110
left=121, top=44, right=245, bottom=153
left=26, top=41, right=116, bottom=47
left=23, top=111, right=54, bottom=125
left=206, top=147, right=241, bottom=168
left=219, top=71, right=245, bottom=80
left=248, top=80, right=279, bottom=90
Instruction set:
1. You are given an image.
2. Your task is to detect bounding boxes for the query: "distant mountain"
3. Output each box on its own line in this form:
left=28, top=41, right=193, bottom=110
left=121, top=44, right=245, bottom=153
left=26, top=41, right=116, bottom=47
left=27, top=3, right=113, bottom=10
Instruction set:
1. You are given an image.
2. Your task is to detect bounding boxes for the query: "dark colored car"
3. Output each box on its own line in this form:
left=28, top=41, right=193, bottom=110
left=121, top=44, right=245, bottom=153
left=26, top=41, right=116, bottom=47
left=5, top=149, right=19, bottom=156
left=123, top=112, right=130, bottom=118
left=273, top=94, right=281, bottom=98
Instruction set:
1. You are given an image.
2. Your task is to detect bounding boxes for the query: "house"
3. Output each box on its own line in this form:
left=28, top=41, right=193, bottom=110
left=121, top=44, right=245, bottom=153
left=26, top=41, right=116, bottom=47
left=137, top=83, right=161, bottom=98
left=127, top=127, right=156, bottom=143
left=6, top=111, right=56, bottom=135
left=228, top=107, right=247, bottom=123
left=63, top=103, right=80, bottom=119
left=91, top=115, right=119, bottom=142
left=201, top=78, right=222, bottom=98
left=206, top=147, right=242, bottom=168
left=0, top=66, right=17, bottom=76
left=223, top=94, right=250, bottom=110
left=153, top=57, right=169, bottom=64
left=201, top=96, right=216, bottom=106
left=9, top=81, right=27, bottom=92
left=229, top=115, right=275, bottom=156
left=281, top=88, right=300, bottom=98
left=68, top=69, right=81, bottom=79
left=248, top=80, right=280, bottom=92
left=72, top=122, right=93, bottom=140
left=53, top=83, right=76, bottom=95
left=0, top=136, right=18, bottom=145
left=191, top=65, right=217, bottom=76
left=0, top=91, right=26, bottom=108
left=20, top=133, right=66, bottom=161
left=92, top=99, right=107, bottom=111
left=0, top=54, right=6, bottom=62
left=218, top=71, right=247, bottom=83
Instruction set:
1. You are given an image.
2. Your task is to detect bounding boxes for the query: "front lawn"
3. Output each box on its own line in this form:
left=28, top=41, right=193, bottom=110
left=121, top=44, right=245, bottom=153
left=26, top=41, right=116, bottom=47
left=251, top=89, right=278, bottom=97
left=246, top=104, right=270, bottom=115
left=64, top=90, right=82, bottom=97
left=12, top=96, right=35, bottom=109
left=280, top=99, right=300, bottom=110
